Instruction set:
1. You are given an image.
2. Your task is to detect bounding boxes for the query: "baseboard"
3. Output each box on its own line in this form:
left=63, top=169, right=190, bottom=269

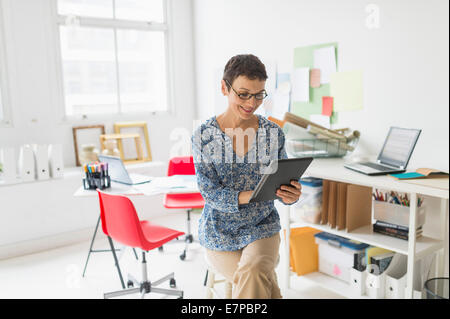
left=0, top=227, right=106, bottom=261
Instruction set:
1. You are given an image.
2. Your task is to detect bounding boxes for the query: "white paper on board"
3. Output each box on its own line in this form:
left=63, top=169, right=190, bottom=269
left=291, top=67, right=310, bottom=102
left=313, top=46, right=336, bottom=84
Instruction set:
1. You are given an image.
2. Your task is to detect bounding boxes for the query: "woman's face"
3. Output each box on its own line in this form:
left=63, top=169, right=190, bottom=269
left=222, top=75, right=266, bottom=120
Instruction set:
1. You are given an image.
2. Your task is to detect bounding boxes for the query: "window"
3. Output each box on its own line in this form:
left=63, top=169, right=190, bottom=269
left=56, top=0, right=169, bottom=116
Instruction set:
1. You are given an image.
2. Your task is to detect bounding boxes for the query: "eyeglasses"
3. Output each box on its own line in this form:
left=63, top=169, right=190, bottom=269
left=225, top=80, right=268, bottom=100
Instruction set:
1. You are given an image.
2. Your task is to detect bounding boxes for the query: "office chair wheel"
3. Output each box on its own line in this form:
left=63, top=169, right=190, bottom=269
left=170, top=278, right=176, bottom=288
left=158, top=246, right=164, bottom=252
left=127, top=280, right=134, bottom=288
left=179, top=251, right=186, bottom=261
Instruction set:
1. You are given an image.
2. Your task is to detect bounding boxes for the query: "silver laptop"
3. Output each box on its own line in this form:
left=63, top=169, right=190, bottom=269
left=98, top=155, right=152, bottom=185
left=344, top=127, right=421, bottom=176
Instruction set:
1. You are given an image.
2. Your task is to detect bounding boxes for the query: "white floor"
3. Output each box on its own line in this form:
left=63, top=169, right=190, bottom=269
left=0, top=212, right=343, bottom=299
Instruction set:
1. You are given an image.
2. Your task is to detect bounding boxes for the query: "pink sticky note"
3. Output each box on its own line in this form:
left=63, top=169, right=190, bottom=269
left=310, top=68, right=321, bottom=88
left=322, top=96, right=333, bottom=116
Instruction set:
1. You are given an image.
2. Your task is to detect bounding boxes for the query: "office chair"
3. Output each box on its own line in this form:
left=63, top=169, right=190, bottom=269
left=97, top=190, right=185, bottom=299
left=163, top=156, right=205, bottom=260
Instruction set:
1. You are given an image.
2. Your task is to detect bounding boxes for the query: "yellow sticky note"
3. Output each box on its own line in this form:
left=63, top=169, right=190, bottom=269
left=330, top=71, right=363, bottom=111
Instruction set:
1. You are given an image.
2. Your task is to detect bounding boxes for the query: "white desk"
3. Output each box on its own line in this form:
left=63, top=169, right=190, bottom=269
left=74, top=178, right=200, bottom=288
left=281, top=158, right=449, bottom=299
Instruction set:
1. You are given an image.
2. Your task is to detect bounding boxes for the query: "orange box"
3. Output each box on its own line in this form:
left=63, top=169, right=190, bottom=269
left=290, top=227, right=321, bottom=276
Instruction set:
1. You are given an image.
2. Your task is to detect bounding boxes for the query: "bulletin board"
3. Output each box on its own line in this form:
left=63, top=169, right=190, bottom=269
left=291, top=42, right=339, bottom=124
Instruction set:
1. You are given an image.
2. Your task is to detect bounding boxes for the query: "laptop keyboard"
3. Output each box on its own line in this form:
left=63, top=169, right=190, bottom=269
left=360, top=162, right=395, bottom=171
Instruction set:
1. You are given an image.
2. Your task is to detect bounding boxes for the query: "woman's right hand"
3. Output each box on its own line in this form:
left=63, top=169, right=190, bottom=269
left=238, top=191, right=253, bottom=205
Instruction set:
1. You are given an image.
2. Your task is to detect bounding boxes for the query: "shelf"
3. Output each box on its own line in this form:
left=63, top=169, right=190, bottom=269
left=290, top=271, right=369, bottom=299
left=289, top=220, right=444, bottom=258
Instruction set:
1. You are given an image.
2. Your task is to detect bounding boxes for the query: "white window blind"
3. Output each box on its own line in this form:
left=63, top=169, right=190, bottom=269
left=56, top=0, right=169, bottom=116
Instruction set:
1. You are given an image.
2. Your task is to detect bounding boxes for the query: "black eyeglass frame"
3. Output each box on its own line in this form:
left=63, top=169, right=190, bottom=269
left=224, top=79, right=268, bottom=101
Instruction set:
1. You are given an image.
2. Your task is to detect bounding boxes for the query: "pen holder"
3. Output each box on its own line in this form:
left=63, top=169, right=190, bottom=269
left=83, top=173, right=111, bottom=190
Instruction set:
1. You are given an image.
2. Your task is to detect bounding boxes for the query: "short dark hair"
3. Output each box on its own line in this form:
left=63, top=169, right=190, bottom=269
left=223, top=54, right=268, bottom=88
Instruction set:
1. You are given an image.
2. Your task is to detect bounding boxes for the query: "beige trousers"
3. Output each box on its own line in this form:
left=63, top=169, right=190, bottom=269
left=205, top=233, right=282, bottom=299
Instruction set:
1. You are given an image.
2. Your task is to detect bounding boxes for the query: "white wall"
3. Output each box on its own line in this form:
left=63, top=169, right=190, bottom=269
left=192, top=0, right=449, bottom=276
left=192, top=0, right=449, bottom=171
left=0, top=0, right=196, bottom=165
left=0, top=0, right=196, bottom=257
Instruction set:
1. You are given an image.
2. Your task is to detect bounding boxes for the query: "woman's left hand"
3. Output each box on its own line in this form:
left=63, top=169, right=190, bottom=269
left=276, top=180, right=302, bottom=205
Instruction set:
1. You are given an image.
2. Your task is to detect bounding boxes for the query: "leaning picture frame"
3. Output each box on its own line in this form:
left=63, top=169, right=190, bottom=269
left=113, top=121, right=152, bottom=164
left=72, top=124, right=105, bottom=166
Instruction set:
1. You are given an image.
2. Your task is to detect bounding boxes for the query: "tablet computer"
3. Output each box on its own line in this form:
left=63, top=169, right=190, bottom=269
left=249, top=157, right=314, bottom=203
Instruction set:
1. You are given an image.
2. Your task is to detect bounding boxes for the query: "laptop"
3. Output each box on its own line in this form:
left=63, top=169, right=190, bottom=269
left=98, top=155, right=152, bottom=185
left=344, top=127, right=421, bottom=176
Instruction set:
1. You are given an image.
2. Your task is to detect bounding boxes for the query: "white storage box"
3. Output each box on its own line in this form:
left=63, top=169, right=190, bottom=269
left=292, top=177, right=323, bottom=224
left=350, top=267, right=366, bottom=297
left=373, top=201, right=426, bottom=228
left=314, top=232, right=369, bottom=283
left=384, top=254, right=408, bottom=299
left=366, top=271, right=386, bottom=299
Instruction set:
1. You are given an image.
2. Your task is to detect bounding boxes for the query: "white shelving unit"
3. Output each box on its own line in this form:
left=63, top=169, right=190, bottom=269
left=281, top=158, right=449, bottom=299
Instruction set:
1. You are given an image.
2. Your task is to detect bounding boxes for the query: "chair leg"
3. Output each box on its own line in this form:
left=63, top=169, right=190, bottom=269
left=104, top=250, right=183, bottom=299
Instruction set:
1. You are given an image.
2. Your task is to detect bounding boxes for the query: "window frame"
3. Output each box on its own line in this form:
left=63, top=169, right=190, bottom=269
left=0, top=0, right=12, bottom=127
left=51, top=0, right=175, bottom=122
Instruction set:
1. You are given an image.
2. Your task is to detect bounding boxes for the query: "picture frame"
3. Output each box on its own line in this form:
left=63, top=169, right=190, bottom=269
left=113, top=121, right=152, bottom=163
left=72, top=124, right=105, bottom=166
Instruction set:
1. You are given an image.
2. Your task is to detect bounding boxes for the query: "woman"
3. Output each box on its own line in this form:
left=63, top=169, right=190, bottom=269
left=192, top=54, right=302, bottom=299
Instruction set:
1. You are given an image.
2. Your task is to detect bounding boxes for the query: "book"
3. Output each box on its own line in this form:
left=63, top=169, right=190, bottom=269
left=373, top=222, right=423, bottom=240
left=390, top=168, right=448, bottom=180
left=370, top=252, right=395, bottom=275
left=373, top=228, right=422, bottom=241
left=353, top=251, right=366, bottom=272
left=374, top=220, right=423, bottom=233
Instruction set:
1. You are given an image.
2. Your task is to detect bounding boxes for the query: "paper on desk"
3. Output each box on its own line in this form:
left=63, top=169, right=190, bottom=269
left=313, top=46, right=336, bottom=84
left=292, top=67, right=309, bottom=102
left=133, top=175, right=199, bottom=195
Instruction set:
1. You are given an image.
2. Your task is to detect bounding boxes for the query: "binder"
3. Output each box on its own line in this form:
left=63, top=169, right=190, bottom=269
left=32, top=144, right=50, bottom=180
left=327, top=181, right=337, bottom=228
left=18, top=144, right=36, bottom=182
left=336, top=182, right=347, bottom=230
left=1, top=148, right=19, bottom=183
left=48, top=144, right=64, bottom=178
left=321, top=180, right=330, bottom=225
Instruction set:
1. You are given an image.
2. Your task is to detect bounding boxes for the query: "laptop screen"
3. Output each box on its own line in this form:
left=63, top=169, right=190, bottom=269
left=377, top=127, right=421, bottom=168
left=98, top=155, right=132, bottom=184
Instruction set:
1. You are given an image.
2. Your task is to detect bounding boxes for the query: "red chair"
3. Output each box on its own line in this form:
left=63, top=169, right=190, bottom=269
left=163, top=156, right=205, bottom=260
left=97, top=190, right=185, bottom=299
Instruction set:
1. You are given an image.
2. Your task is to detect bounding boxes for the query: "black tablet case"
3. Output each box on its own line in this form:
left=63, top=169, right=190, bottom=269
left=249, top=157, right=313, bottom=203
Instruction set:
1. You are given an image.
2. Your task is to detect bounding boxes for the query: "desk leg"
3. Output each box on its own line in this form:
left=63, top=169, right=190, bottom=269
left=82, top=215, right=102, bottom=277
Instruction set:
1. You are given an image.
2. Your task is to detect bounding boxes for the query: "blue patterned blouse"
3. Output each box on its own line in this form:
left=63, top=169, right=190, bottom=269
left=192, top=114, right=293, bottom=251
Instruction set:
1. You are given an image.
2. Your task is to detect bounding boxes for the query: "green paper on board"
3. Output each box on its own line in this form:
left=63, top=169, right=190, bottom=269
left=292, top=43, right=338, bottom=121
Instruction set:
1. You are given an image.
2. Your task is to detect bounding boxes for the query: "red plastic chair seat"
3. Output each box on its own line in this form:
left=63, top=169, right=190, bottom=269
left=139, top=220, right=184, bottom=251
left=163, top=192, right=205, bottom=210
